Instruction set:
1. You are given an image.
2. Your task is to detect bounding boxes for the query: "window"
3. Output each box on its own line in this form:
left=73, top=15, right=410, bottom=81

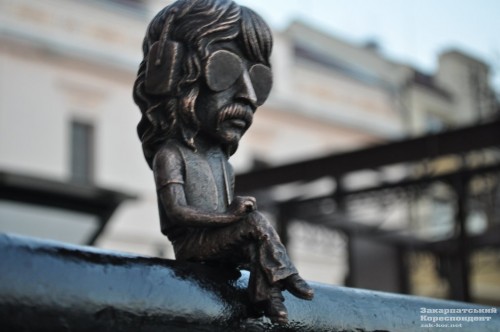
left=70, top=121, right=94, bottom=184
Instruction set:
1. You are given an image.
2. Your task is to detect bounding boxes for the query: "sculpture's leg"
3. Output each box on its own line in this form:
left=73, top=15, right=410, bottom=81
left=174, top=211, right=312, bottom=323
left=244, top=212, right=298, bottom=284
left=247, top=243, right=288, bottom=324
left=245, top=212, right=313, bottom=300
left=174, top=211, right=298, bottom=284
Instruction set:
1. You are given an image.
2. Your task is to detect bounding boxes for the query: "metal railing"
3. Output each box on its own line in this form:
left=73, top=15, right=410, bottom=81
left=1, top=233, right=498, bottom=331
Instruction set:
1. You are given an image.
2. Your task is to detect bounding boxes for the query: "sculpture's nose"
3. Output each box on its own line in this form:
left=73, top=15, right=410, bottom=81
left=235, top=70, right=258, bottom=108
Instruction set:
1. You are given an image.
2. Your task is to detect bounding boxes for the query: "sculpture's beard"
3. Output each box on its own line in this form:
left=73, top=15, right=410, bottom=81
left=215, top=103, right=254, bottom=145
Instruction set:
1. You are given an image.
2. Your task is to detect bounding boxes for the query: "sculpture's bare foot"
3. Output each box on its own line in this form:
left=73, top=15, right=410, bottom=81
left=265, top=286, right=288, bottom=324
left=283, top=274, right=314, bottom=300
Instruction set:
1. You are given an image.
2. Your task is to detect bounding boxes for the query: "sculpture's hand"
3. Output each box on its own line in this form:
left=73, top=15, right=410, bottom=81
left=229, top=196, right=257, bottom=217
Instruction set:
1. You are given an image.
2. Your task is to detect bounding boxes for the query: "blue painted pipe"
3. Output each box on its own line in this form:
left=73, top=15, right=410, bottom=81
left=0, top=233, right=498, bottom=331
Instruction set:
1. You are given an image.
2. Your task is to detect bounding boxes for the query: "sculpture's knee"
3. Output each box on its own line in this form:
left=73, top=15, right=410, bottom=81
left=244, top=211, right=273, bottom=241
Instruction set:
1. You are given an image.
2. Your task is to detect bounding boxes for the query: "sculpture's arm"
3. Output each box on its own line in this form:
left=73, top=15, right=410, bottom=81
left=158, top=184, right=255, bottom=227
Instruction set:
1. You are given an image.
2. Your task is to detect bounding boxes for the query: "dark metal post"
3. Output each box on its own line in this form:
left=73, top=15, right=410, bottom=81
left=455, top=173, right=471, bottom=302
left=276, top=204, right=290, bottom=249
left=333, top=176, right=355, bottom=287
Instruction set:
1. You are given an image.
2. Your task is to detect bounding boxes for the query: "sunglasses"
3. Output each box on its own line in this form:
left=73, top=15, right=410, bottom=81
left=205, top=50, right=273, bottom=106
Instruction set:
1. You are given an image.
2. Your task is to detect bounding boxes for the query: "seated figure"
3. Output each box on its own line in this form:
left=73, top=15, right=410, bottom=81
left=133, top=0, right=314, bottom=324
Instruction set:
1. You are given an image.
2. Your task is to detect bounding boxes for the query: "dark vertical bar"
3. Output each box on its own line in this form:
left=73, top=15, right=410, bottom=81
left=454, top=174, right=471, bottom=302
left=276, top=205, right=289, bottom=249
left=397, top=246, right=409, bottom=294
left=334, top=176, right=354, bottom=287
left=344, top=232, right=354, bottom=287
left=86, top=206, right=115, bottom=246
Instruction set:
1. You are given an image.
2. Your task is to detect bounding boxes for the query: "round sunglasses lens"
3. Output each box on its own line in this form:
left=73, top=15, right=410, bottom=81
left=249, top=64, right=272, bottom=106
left=205, top=50, right=243, bottom=92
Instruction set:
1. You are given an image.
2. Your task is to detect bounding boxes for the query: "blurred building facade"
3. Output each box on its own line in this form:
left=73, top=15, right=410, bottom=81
left=1, top=0, right=498, bottom=302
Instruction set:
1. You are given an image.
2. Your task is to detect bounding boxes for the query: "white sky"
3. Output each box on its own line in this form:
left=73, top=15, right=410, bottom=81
left=238, top=0, right=500, bottom=90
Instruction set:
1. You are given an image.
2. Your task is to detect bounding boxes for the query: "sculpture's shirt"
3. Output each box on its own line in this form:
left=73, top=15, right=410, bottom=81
left=152, top=139, right=234, bottom=243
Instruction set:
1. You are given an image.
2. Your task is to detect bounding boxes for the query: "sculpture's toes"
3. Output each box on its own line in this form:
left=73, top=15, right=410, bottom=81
left=283, top=274, right=314, bottom=300
left=265, top=287, right=288, bottom=325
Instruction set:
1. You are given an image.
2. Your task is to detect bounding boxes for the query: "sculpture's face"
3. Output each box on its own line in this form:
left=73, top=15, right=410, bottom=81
left=195, top=41, right=272, bottom=147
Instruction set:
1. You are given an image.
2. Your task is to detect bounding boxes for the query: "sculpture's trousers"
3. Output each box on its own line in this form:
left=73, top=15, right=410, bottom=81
left=174, top=211, right=298, bottom=303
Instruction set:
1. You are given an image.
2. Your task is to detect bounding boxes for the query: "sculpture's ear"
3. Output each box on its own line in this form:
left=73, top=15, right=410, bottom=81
left=145, top=40, right=184, bottom=95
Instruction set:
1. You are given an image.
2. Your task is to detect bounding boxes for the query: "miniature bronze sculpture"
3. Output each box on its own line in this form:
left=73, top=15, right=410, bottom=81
left=133, top=0, right=313, bottom=324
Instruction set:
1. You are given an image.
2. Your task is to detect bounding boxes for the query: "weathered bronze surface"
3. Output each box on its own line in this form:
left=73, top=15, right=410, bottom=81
left=133, top=0, right=313, bottom=324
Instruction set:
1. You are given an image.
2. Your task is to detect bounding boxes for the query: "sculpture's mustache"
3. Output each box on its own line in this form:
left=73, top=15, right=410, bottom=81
left=217, top=103, right=254, bottom=128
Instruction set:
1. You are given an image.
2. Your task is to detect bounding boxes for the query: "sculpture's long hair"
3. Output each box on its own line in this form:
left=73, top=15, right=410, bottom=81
left=133, top=0, right=272, bottom=168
